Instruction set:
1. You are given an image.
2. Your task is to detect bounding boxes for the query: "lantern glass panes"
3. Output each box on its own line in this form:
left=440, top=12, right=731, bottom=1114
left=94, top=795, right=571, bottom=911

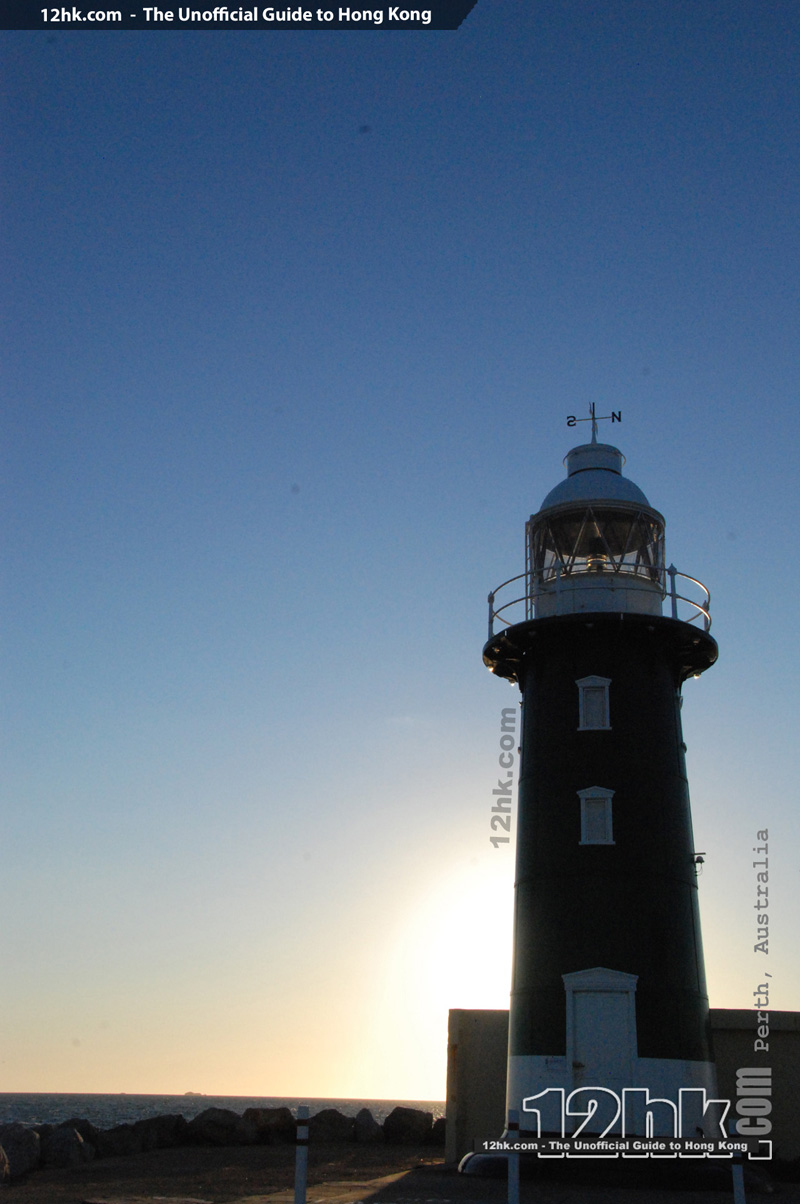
left=529, top=505, right=664, bottom=585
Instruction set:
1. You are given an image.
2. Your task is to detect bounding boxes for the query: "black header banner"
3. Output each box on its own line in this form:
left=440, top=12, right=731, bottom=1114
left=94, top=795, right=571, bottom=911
left=2, top=1, right=478, bottom=29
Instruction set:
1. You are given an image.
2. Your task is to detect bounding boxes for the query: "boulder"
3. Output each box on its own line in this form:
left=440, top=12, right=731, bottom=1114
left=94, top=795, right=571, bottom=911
left=382, top=1106, right=433, bottom=1145
left=354, top=1108, right=383, bottom=1144
left=134, top=1113, right=189, bottom=1150
left=0, top=1123, right=41, bottom=1179
left=186, top=1107, right=249, bottom=1146
left=428, top=1117, right=446, bottom=1146
left=0, top=1146, right=10, bottom=1184
left=241, top=1107, right=295, bottom=1145
left=308, top=1108, right=355, bottom=1143
left=62, top=1116, right=102, bottom=1150
left=95, top=1123, right=144, bottom=1157
left=41, top=1126, right=94, bottom=1168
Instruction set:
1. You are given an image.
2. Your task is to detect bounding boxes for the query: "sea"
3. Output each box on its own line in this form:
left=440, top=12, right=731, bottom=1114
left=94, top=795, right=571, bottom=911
left=0, top=1094, right=445, bottom=1130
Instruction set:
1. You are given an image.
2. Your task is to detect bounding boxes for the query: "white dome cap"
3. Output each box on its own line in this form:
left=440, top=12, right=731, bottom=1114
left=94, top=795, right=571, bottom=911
left=538, top=441, right=652, bottom=511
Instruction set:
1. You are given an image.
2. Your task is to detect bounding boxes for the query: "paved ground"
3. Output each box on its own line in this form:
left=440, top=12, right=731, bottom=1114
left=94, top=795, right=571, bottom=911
left=5, top=1143, right=797, bottom=1204
left=3, top=1144, right=432, bottom=1204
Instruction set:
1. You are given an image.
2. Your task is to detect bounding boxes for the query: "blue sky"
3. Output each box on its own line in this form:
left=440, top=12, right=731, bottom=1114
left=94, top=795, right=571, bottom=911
left=1, top=2, right=798, bottom=1098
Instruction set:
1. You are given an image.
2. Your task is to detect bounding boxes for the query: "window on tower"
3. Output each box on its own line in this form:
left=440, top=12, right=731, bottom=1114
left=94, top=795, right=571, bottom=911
left=576, top=676, right=611, bottom=730
left=578, top=787, right=615, bottom=845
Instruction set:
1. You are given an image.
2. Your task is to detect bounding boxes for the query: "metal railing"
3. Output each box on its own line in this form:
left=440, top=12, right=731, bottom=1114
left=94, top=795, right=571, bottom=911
left=487, top=563, right=711, bottom=640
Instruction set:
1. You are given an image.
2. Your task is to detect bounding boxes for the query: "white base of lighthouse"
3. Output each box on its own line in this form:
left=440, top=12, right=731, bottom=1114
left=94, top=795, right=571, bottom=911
left=507, top=968, right=720, bottom=1138
left=508, top=1054, right=719, bottom=1137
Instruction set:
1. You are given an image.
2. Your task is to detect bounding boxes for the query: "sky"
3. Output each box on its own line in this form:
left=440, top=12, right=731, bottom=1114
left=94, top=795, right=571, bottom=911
left=1, top=1, right=799, bottom=1101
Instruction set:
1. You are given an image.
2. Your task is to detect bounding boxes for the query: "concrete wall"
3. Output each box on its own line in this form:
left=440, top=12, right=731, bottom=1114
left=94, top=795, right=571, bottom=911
left=444, top=1009, right=508, bottom=1166
left=710, top=1008, right=800, bottom=1161
left=445, top=1007, right=799, bottom=1164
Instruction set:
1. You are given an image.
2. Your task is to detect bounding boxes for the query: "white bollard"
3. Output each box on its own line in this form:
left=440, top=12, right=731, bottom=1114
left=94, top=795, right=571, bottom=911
left=294, top=1104, right=309, bottom=1204
left=507, top=1109, right=520, bottom=1204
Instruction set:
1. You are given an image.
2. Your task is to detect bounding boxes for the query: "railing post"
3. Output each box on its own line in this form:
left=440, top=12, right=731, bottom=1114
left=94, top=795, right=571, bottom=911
left=294, top=1104, right=309, bottom=1204
left=729, top=1119, right=746, bottom=1204
left=667, top=564, right=678, bottom=620
left=488, top=592, right=495, bottom=641
left=555, top=565, right=562, bottom=614
left=507, top=1109, right=520, bottom=1204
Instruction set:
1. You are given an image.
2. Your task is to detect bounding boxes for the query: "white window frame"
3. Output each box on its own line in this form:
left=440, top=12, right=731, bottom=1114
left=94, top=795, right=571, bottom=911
left=576, top=675, right=611, bottom=730
left=578, top=786, right=615, bottom=845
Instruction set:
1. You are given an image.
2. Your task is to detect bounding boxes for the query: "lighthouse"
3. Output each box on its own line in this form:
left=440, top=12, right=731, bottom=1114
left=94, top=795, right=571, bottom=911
left=483, top=418, right=718, bottom=1137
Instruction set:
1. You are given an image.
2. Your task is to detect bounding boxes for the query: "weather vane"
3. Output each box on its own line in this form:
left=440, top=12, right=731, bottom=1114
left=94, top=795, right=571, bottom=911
left=567, top=403, right=622, bottom=442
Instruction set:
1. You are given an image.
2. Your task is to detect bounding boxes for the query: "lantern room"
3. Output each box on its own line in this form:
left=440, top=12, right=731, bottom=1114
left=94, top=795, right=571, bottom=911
left=528, top=440, right=665, bottom=618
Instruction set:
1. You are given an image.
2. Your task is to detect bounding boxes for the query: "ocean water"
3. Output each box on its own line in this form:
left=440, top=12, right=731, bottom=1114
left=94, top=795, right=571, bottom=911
left=0, top=1094, right=445, bottom=1130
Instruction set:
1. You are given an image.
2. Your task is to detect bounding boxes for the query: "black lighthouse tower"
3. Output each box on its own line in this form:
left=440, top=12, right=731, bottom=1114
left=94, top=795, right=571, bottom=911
left=483, top=422, right=718, bottom=1136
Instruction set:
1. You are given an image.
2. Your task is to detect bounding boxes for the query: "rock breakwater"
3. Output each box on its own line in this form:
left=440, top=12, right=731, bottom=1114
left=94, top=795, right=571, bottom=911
left=0, top=1104, right=445, bottom=1183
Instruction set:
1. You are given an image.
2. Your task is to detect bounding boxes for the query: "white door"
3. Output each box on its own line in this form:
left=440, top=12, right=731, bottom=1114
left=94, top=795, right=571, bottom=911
left=573, top=989, right=632, bottom=1090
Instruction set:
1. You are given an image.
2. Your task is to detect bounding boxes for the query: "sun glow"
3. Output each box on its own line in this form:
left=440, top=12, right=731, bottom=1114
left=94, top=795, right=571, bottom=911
left=355, top=858, right=514, bottom=1099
